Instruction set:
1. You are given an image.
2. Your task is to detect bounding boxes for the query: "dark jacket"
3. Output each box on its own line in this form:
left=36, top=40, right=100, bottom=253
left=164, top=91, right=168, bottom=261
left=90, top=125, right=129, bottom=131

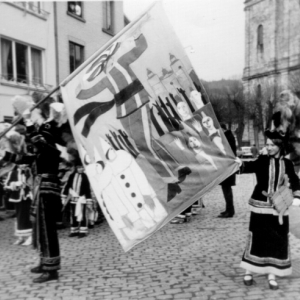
left=241, top=154, right=300, bottom=213
left=221, top=129, right=237, bottom=186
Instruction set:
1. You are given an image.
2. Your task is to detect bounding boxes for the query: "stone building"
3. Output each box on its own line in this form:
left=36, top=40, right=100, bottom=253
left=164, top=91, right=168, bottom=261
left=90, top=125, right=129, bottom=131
left=0, top=1, right=126, bottom=121
left=243, top=0, right=300, bottom=146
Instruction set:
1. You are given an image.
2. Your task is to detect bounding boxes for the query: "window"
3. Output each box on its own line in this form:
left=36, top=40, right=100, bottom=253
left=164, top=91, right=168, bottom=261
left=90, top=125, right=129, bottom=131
left=16, top=43, right=28, bottom=83
left=0, top=38, right=43, bottom=85
left=10, top=2, right=47, bottom=18
left=257, top=84, right=262, bottom=99
left=31, top=48, right=42, bottom=84
left=257, top=24, right=263, bottom=51
left=3, top=116, right=13, bottom=123
left=28, top=2, right=41, bottom=14
left=68, top=2, right=82, bottom=18
left=69, top=42, right=84, bottom=73
left=1, top=38, right=13, bottom=81
left=103, top=1, right=114, bottom=34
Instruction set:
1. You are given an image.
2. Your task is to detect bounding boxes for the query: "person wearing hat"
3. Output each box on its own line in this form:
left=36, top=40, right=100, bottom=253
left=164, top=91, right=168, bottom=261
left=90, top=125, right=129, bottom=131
left=21, top=107, right=63, bottom=283
left=2, top=130, right=33, bottom=246
left=61, top=146, right=92, bottom=238
left=236, top=129, right=300, bottom=290
left=0, top=116, right=61, bottom=282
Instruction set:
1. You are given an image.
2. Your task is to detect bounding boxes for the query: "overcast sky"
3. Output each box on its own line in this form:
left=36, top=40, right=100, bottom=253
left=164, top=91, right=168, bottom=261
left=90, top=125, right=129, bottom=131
left=123, top=0, right=245, bottom=81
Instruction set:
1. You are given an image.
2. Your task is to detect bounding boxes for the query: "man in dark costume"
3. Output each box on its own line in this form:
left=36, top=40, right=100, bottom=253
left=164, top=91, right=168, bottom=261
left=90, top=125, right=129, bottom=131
left=218, top=124, right=237, bottom=218
left=22, top=109, right=62, bottom=283
left=61, top=147, right=92, bottom=238
left=1, top=115, right=62, bottom=282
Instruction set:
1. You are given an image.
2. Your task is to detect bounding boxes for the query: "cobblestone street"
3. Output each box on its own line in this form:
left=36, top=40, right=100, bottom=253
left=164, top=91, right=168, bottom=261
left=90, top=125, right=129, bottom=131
left=1, top=174, right=300, bottom=300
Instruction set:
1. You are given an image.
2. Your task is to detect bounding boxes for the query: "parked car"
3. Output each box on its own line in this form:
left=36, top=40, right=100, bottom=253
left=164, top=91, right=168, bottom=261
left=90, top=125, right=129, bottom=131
left=237, top=146, right=253, bottom=158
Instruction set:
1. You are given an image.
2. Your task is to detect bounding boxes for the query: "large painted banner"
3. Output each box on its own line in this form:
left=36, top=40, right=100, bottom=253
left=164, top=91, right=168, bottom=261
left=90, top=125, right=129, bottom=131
left=61, top=2, right=239, bottom=251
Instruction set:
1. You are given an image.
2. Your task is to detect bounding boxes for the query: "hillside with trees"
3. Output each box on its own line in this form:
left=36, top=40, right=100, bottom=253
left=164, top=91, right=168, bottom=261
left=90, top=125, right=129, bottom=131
left=202, top=78, right=274, bottom=147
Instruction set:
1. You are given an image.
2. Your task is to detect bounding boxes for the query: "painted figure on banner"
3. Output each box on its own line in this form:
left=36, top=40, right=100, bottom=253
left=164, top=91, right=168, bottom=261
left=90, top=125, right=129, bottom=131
left=190, top=90, right=204, bottom=110
left=200, top=111, right=226, bottom=155
left=61, top=146, right=92, bottom=238
left=186, top=135, right=217, bottom=170
left=79, top=139, right=167, bottom=244
left=177, top=101, right=193, bottom=121
left=176, top=102, right=203, bottom=135
left=174, top=102, right=217, bottom=157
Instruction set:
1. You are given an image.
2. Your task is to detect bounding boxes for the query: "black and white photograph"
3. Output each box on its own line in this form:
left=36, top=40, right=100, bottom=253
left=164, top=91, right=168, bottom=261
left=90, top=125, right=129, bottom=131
left=1, top=0, right=300, bottom=299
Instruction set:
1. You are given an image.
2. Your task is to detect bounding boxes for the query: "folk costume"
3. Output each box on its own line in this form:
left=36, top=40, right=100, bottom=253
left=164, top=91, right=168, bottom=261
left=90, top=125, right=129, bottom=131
left=62, top=166, right=92, bottom=237
left=21, top=103, right=66, bottom=283
left=1, top=98, right=72, bottom=283
left=5, top=164, right=32, bottom=244
left=240, top=133, right=300, bottom=280
left=23, top=119, right=62, bottom=283
left=2, top=129, right=33, bottom=246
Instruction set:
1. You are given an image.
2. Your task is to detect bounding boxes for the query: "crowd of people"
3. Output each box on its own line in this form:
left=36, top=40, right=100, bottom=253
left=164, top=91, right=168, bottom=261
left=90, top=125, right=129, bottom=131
left=0, top=97, right=102, bottom=283
left=1, top=89, right=300, bottom=291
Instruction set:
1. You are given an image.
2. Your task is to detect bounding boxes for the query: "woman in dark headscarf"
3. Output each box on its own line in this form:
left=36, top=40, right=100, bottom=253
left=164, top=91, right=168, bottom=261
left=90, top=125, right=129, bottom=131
left=238, top=130, right=300, bottom=290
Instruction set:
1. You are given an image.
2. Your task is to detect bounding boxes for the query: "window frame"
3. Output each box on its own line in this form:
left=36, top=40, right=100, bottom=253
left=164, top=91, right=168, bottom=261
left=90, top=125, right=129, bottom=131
left=3, top=116, right=13, bottom=123
left=5, top=2, right=48, bottom=20
left=102, top=1, right=114, bottom=36
left=28, top=2, right=42, bottom=14
left=0, top=37, right=44, bottom=87
left=69, top=41, right=84, bottom=73
left=257, top=84, right=262, bottom=99
left=257, top=24, right=264, bottom=51
left=67, top=1, right=85, bottom=22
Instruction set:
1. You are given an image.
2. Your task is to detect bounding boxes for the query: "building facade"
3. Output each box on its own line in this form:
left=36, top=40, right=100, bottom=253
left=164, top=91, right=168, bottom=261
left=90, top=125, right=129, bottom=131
left=243, top=0, right=300, bottom=146
left=0, top=1, right=57, bottom=121
left=54, top=1, right=125, bottom=85
left=0, top=1, right=125, bottom=122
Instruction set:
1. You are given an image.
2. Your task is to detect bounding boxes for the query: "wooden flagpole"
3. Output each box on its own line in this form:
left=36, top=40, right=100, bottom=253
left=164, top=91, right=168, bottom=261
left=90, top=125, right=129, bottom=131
left=0, top=1, right=158, bottom=139
left=0, top=85, right=60, bottom=140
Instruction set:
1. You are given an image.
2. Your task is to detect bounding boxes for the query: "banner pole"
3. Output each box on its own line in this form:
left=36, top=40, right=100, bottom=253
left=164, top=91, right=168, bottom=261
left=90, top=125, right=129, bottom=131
left=0, top=85, right=61, bottom=140
left=0, top=1, right=158, bottom=139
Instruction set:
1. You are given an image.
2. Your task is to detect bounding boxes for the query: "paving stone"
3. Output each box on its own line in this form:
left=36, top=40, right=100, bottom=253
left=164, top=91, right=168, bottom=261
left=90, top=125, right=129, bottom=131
left=173, top=293, right=193, bottom=298
left=156, top=295, right=174, bottom=300
left=0, top=175, right=300, bottom=299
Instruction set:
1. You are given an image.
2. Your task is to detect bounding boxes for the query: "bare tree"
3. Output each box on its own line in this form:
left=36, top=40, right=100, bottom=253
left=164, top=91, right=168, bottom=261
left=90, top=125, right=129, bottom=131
left=225, top=81, right=245, bottom=146
left=208, top=92, right=227, bottom=122
left=245, top=80, right=277, bottom=146
left=204, top=79, right=246, bottom=146
left=288, top=71, right=300, bottom=98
